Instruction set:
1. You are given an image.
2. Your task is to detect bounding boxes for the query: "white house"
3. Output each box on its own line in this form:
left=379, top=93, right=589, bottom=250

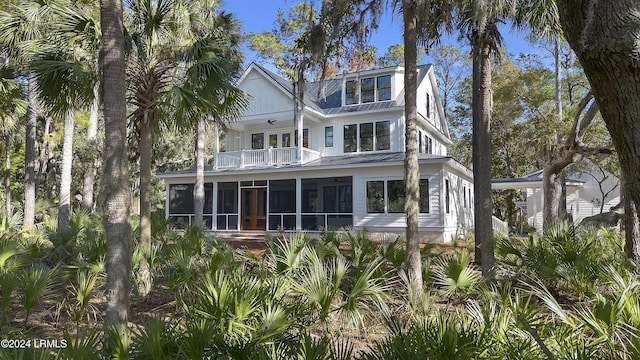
left=492, top=163, right=620, bottom=232
left=157, top=63, right=474, bottom=241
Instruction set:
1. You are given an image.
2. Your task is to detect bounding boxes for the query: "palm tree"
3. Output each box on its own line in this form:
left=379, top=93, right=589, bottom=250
left=0, top=0, right=49, bottom=229
left=31, top=49, right=96, bottom=232
left=187, top=12, right=246, bottom=227
left=99, top=0, right=132, bottom=343
left=0, top=67, right=28, bottom=216
left=126, top=0, right=247, bottom=295
left=401, top=0, right=453, bottom=294
left=455, top=0, right=507, bottom=274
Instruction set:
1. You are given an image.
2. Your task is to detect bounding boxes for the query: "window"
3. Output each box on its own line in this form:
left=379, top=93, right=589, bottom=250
left=345, top=75, right=392, bottom=105
left=345, top=80, right=357, bottom=105
left=282, top=133, right=291, bottom=147
left=427, top=136, right=433, bottom=154
left=294, top=129, right=309, bottom=148
left=366, top=179, right=430, bottom=214
left=426, top=93, right=431, bottom=118
left=360, top=123, right=374, bottom=151
left=376, top=121, right=390, bottom=150
left=269, top=134, right=278, bottom=148
left=387, top=180, right=405, bottom=213
left=344, top=121, right=390, bottom=153
left=377, top=75, right=391, bottom=101
left=445, top=179, right=450, bottom=214
left=366, top=181, right=384, bottom=213
left=463, top=186, right=467, bottom=208
left=325, top=126, right=334, bottom=147
left=251, top=133, right=264, bottom=149
left=361, top=77, right=375, bottom=103
left=419, top=180, right=429, bottom=213
left=344, top=124, right=357, bottom=152
left=419, top=131, right=423, bottom=153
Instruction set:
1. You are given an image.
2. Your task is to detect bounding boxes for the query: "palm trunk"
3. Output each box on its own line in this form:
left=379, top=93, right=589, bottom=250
left=23, top=75, right=38, bottom=228
left=81, top=86, right=99, bottom=212
left=472, top=33, right=494, bottom=273
left=58, top=106, right=75, bottom=233
left=402, top=0, right=423, bottom=295
left=100, top=0, right=132, bottom=341
left=193, top=119, right=205, bottom=227
left=137, top=113, right=152, bottom=297
left=35, top=116, right=53, bottom=195
left=4, top=136, right=11, bottom=217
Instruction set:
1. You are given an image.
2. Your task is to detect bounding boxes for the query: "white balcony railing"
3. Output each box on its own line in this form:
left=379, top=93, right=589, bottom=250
left=215, top=147, right=320, bottom=169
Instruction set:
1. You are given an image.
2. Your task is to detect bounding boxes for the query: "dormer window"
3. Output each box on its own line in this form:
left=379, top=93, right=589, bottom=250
left=345, top=80, right=357, bottom=105
left=344, top=74, right=392, bottom=105
left=361, top=78, right=375, bottom=103
left=377, top=75, right=391, bottom=101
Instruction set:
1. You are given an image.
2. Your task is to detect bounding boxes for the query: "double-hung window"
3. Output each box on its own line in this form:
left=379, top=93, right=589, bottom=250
left=366, top=179, right=430, bottom=213
left=343, top=120, right=390, bottom=153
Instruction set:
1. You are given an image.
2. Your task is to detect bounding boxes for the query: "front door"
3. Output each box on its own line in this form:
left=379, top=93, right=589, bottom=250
left=241, top=187, right=267, bottom=230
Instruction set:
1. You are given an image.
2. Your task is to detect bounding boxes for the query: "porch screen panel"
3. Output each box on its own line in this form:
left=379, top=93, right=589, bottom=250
left=217, top=182, right=238, bottom=230
left=169, top=184, right=194, bottom=214
left=302, top=177, right=353, bottom=230
left=269, top=180, right=296, bottom=230
left=269, top=180, right=295, bottom=212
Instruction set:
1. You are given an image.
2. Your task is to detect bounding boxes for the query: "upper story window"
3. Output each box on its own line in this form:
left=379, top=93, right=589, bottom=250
left=345, top=80, right=358, bottom=105
left=344, top=120, right=391, bottom=153
left=252, top=133, right=264, bottom=149
left=361, top=77, right=375, bottom=103
left=377, top=75, right=391, bottom=101
left=426, top=93, right=431, bottom=118
left=344, top=74, right=392, bottom=106
left=325, top=126, right=334, bottom=147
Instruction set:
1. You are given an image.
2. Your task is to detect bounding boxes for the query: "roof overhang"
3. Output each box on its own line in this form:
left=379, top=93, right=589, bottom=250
left=492, top=180, right=584, bottom=190
left=157, top=155, right=457, bottom=180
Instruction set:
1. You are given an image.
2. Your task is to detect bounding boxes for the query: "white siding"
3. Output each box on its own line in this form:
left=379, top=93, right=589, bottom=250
left=442, top=170, right=474, bottom=240
left=239, top=70, right=293, bottom=115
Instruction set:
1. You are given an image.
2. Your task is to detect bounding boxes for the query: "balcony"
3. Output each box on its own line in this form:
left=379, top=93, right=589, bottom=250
left=215, top=147, right=321, bottom=169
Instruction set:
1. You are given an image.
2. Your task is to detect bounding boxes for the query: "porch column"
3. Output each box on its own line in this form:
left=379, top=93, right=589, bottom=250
left=212, top=181, right=218, bottom=231
left=296, top=177, right=302, bottom=230
left=214, top=124, right=219, bottom=169
left=297, top=114, right=304, bottom=163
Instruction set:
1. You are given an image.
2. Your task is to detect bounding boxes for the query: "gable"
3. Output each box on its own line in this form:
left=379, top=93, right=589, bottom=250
left=238, top=67, right=294, bottom=116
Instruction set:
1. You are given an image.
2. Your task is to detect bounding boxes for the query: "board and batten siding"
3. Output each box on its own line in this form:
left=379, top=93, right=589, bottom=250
left=352, top=164, right=445, bottom=236
left=442, top=170, right=474, bottom=241
left=239, top=70, right=293, bottom=116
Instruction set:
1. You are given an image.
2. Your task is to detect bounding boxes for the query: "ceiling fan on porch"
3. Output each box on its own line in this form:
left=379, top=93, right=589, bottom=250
left=267, top=119, right=277, bottom=125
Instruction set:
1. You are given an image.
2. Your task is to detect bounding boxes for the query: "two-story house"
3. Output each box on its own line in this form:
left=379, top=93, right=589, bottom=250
left=157, top=63, right=474, bottom=241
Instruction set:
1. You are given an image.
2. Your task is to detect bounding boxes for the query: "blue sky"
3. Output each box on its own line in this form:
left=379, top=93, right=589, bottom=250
left=223, top=0, right=546, bottom=69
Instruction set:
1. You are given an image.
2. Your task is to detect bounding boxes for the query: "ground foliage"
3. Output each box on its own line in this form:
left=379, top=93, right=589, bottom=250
left=0, top=209, right=639, bottom=358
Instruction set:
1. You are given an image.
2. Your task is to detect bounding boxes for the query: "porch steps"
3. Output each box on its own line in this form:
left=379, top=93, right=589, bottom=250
left=215, top=232, right=268, bottom=255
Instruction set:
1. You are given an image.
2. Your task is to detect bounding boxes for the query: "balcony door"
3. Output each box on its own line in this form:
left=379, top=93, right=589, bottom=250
left=241, top=187, right=267, bottom=230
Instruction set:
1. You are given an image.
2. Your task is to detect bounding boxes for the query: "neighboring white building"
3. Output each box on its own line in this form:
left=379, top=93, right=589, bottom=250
left=492, top=163, right=620, bottom=232
left=157, top=63, right=474, bottom=241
